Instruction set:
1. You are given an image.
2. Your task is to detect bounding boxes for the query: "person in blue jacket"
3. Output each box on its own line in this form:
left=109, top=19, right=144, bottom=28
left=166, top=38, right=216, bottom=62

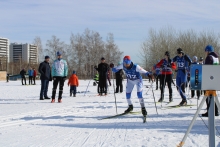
left=28, top=68, right=34, bottom=85
left=172, top=48, right=192, bottom=106
left=111, top=55, right=149, bottom=117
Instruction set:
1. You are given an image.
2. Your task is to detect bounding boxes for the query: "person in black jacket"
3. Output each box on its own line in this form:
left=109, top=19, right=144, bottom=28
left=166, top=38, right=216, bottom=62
left=20, top=69, right=26, bottom=85
left=94, top=57, right=110, bottom=96
left=115, top=63, right=124, bottom=93
left=38, top=56, right=52, bottom=100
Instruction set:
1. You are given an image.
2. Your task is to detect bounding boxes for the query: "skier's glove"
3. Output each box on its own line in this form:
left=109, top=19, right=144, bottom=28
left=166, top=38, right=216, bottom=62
left=145, top=72, right=149, bottom=76
left=112, top=68, right=118, bottom=73
left=110, top=63, right=114, bottom=68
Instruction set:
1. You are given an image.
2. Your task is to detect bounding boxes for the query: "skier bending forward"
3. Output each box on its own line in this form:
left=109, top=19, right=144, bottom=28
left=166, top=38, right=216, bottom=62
left=111, top=56, right=149, bottom=117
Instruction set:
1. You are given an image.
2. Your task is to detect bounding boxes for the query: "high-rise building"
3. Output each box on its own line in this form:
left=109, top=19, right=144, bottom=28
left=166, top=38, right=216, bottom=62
left=9, top=43, right=38, bottom=64
left=0, top=37, right=9, bottom=71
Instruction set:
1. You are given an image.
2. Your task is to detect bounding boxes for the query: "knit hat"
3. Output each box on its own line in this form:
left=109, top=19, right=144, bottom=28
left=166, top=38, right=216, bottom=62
left=57, top=51, right=62, bottom=56
left=205, top=45, right=214, bottom=52
left=192, top=56, right=197, bottom=61
left=123, top=56, right=131, bottom=64
left=101, top=57, right=105, bottom=60
left=165, top=51, right=170, bottom=57
left=72, top=70, right=76, bottom=74
left=45, top=56, right=50, bottom=59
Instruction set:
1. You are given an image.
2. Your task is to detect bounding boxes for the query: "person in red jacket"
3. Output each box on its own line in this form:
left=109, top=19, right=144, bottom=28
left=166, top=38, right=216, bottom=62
left=156, top=51, right=176, bottom=102
left=33, top=68, right=37, bottom=85
left=68, top=70, right=79, bottom=97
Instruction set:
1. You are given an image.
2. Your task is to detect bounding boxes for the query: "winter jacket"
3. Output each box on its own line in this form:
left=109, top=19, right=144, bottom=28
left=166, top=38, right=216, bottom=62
left=33, top=70, right=37, bottom=77
left=68, top=74, right=79, bottom=86
left=205, top=52, right=219, bottom=65
left=28, top=70, right=34, bottom=76
left=52, top=59, right=68, bottom=77
left=38, top=61, right=52, bottom=80
left=156, top=58, right=176, bottom=75
left=115, top=69, right=124, bottom=79
left=95, top=63, right=110, bottom=79
left=20, top=69, right=26, bottom=77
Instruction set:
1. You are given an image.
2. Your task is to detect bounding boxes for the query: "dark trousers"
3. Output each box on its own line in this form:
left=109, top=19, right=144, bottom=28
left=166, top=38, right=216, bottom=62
left=155, top=74, right=161, bottom=89
left=29, top=76, right=33, bottom=85
left=116, top=78, right=123, bottom=93
left=160, top=74, right=172, bottom=98
left=191, top=90, right=200, bottom=98
left=70, top=85, right=77, bottom=95
left=98, top=77, right=107, bottom=95
left=52, top=77, right=65, bottom=99
left=40, top=79, right=49, bottom=98
left=21, top=76, right=26, bottom=85
left=33, top=76, right=36, bottom=85
left=206, top=96, right=219, bottom=113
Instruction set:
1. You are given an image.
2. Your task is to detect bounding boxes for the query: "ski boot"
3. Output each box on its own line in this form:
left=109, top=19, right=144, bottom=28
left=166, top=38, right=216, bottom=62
left=124, top=105, right=133, bottom=113
left=179, top=99, right=187, bottom=106
left=73, top=94, right=76, bottom=97
left=158, top=95, right=164, bottom=102
left=141, top=107, right=147, bottom=117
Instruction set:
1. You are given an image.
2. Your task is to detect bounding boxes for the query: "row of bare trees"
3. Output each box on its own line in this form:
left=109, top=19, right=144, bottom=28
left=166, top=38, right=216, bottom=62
left=140, top=27, right=220, bottom=70
left=33, top=29, right=123, bottom=78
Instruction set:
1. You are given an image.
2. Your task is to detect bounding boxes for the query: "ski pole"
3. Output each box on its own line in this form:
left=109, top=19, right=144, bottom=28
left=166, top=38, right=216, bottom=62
left=111, top=70, right=118, bottom=114
left=151, top=80, right=158, bottom=115
left=84, top=76, right=93, bottom=96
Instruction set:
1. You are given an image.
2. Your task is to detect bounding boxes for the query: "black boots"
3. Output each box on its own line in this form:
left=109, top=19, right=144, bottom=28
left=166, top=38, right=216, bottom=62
left=179, top=99, right=187, bottom=106
left=141, top=107, right=147, bottom=116
left=124, top=105, right=133, bottom=113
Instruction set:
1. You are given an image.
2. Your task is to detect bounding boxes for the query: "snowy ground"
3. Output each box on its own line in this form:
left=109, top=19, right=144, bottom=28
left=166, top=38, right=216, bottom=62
left=0, top=79, right=220, bottom=147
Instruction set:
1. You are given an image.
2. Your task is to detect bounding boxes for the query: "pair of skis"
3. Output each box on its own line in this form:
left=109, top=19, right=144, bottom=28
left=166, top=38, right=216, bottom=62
left=100, top=111, right=147, bottom=123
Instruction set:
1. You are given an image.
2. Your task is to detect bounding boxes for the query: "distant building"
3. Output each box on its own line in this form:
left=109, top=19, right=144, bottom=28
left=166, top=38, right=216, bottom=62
left=0, top=37, right=9, bottom=71
left=9, top=43, right=38, bottom=64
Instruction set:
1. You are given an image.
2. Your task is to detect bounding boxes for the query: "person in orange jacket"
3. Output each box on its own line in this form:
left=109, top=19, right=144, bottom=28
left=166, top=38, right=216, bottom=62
left=68, top=70, right=79, bottom=97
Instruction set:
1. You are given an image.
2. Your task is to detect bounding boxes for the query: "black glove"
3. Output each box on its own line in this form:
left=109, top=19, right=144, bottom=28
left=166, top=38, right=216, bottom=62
left=175, top=70, right=178, bottom=72
left=110, top=63, right=114, bottom=68
left=160, top=65, right=164, bottom=68
left=52, top=77, right=56, bottom=81
left=167, top=64, right=171, bottom=67
left=63, top=76, right=67, bottom=81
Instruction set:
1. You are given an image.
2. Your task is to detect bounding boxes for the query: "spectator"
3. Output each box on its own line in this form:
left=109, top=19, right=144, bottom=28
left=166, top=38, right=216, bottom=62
left=33, top=68, right=37, bottom=85
left=51, top=51, right=68, bottom=103
left=28, top=67, right=34, bottom=85
left=68, top=70, right=79, bottom=97
left=20, top=69, right=26, bottom=85
left=38, top=56, right=52, bottom=100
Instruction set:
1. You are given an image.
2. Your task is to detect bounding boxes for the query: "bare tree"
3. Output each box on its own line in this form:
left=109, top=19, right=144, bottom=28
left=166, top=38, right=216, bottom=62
left=45, top=35, right=67, bottom=61
left=33, top=36, right=43, bottom=62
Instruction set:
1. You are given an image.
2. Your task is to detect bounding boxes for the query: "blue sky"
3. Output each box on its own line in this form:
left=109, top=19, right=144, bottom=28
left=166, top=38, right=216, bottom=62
left=1, top=0, right=220, bottom=63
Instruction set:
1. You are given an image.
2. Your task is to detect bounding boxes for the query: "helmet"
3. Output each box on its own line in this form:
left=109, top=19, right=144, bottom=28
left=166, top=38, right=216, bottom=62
left=199, top=57, right=203, bottom=61
left=177, top=48, right=183, bottom=54
left=205, top=45, right=214, bottom=52
left=192, top=56, right=197, bottom=61
left=165, top=51, right=170, bottom=57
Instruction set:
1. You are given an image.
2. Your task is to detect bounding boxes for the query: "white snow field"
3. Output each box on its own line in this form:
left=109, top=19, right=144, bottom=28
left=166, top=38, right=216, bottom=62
left=1, top=79, right=220, bottom=147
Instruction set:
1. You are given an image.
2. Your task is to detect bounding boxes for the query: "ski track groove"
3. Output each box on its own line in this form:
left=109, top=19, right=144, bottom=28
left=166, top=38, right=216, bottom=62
left=0, top=107, right=105, bottom=128
left=80, top=128, right=97, bottom=147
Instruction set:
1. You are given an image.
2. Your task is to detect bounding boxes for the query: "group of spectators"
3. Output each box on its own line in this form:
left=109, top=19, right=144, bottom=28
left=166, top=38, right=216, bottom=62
left=20, top=68, right=37, bottom=85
